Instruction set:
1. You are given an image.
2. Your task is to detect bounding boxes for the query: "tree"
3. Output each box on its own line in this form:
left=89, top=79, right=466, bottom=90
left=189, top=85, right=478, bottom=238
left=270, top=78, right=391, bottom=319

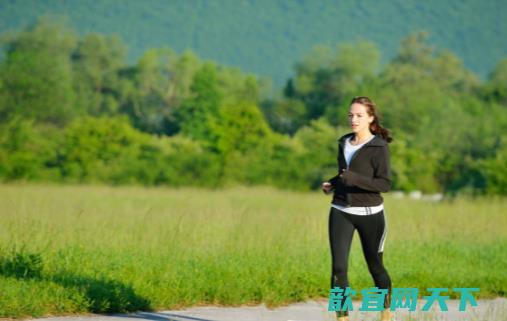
left=173, top=62, right=222, bottom=148
left=121, top=49, right=201, bottom=134
left=479, top=135, right=507, bottom=195
left=0, top=16, right=76, bottom=126
left=261, top=98, right=307, bottom=135
left=284, top=41, right=380, bottom=123
left=0, top=116, right=60, bottom=180
left=72, top=33, right=128, bottom=116
left=482, top=57, right=507, bottom=107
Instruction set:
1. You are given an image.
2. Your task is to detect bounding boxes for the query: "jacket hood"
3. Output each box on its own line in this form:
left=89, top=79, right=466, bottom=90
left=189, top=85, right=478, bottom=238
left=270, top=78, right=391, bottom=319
left=338, top=132, right=387, bottom=147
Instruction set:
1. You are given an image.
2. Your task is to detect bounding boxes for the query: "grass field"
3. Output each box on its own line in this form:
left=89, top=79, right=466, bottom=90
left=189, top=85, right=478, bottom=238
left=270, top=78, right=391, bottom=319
left=0, top=183, right=506, bottom=318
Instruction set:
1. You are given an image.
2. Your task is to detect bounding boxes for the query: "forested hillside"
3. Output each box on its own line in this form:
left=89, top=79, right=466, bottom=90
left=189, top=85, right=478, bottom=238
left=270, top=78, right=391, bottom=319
left=0, top=0, right=506, bottom=85
left=1, top=18, right=506, bottom=195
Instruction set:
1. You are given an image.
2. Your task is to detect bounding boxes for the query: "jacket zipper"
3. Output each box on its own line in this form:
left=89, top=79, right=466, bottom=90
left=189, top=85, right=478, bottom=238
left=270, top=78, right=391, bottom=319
left=342, top=142, right=371, bottom=206
left=346, top=140, right=372, bottom=169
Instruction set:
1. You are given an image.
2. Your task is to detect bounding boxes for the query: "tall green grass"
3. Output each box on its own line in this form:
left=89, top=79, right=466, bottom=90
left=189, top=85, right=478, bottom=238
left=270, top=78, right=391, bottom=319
left=0, top=183, right=505, bottom=318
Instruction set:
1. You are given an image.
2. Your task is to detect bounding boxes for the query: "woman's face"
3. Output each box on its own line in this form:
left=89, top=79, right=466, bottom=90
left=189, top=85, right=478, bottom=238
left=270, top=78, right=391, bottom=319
left=348, top=103, right=374, bottom=134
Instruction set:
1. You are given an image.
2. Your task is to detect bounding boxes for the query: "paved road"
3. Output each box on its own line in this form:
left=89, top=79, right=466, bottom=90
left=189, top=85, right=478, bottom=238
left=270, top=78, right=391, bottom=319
left=33, top=298, right=507, bottom=321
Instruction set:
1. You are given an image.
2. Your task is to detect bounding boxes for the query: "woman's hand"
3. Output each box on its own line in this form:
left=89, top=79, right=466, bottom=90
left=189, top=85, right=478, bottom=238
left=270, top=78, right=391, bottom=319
left=322, top=182, right=333, bottom=194
left=339, top=168, right=347, bottom=178
left=339, top=168, right=354, bottom=186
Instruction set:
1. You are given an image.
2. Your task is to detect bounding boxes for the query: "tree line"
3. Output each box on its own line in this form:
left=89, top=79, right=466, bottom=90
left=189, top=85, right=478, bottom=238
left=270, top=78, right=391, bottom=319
left=1, top=17, right=506, bottom=195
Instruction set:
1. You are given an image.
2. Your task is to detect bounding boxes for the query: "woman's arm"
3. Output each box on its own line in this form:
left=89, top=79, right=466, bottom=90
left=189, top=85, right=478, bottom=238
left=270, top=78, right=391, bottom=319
left=340, top=145, right=391, bottom=193
left=327, top=174, right=339, bottom=188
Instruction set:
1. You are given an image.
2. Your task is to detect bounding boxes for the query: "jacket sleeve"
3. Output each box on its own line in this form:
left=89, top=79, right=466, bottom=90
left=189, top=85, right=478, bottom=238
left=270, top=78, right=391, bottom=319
left=340, top=145, right=391, bottom=192
left=327, top=174, right=339, bottom=189
left=327, top=143, right=344, bottom=189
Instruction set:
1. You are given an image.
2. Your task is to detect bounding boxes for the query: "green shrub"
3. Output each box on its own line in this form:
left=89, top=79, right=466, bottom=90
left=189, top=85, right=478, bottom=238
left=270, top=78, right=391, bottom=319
left=0, top=248, right=43, bottom=279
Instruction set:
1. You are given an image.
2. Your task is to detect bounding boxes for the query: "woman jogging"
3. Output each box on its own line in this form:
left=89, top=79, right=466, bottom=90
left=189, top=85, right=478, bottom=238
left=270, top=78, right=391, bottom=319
left=322, top=96, right=394, bottom=321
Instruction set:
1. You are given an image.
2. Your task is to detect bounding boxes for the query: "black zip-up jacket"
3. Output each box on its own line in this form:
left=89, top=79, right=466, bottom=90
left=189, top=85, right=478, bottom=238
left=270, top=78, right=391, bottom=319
left=327, top=132, right=391, bottom=207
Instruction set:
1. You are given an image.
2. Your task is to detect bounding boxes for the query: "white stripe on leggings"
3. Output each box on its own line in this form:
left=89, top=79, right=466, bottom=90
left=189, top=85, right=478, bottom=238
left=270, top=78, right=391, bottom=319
left=378, top=208, right=388, bottom=253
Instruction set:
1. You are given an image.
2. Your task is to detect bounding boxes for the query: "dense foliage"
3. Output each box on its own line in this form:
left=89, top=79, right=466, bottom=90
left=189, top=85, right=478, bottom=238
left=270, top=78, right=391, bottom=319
left=1, top=18, right=506, bottom=195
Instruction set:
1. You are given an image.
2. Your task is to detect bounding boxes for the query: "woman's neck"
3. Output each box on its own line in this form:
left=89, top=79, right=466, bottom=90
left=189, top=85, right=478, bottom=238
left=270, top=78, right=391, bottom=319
left=353, top=130, right=374, bottom=144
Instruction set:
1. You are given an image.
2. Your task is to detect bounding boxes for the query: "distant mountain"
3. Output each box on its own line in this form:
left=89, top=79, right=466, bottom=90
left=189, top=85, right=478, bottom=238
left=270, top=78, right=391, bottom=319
left=1, top=0, right=506, bottom=87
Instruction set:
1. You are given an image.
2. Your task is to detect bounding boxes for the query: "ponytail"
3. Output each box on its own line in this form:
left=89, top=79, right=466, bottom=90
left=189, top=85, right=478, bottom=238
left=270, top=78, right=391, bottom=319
left=350, top=96, right=393, bottom=143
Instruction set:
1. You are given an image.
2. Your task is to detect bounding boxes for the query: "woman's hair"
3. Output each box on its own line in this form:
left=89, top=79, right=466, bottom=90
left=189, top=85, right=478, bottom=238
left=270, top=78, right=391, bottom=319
left=350, top=96, right=393, bottom=143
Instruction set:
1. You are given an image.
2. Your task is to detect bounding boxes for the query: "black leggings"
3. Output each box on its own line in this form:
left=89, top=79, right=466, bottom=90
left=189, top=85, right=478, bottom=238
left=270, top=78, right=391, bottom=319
left=328, top=206, right=392, bottom=316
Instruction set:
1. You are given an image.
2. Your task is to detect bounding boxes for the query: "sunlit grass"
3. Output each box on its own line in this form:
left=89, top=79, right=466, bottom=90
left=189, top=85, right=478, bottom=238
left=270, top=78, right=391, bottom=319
left=0, top=182, right=505, bottom=318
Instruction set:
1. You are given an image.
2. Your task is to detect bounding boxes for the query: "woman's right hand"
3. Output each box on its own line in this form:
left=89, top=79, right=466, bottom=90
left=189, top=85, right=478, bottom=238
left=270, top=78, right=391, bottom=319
left=322, top=182, right=333, bottom=194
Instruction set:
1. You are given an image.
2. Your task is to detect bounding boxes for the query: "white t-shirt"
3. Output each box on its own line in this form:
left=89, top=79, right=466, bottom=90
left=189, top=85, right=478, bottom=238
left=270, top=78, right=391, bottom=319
left=331, top=135, right=382, bottom=215
left=344, top=135, right=375, bottom=168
